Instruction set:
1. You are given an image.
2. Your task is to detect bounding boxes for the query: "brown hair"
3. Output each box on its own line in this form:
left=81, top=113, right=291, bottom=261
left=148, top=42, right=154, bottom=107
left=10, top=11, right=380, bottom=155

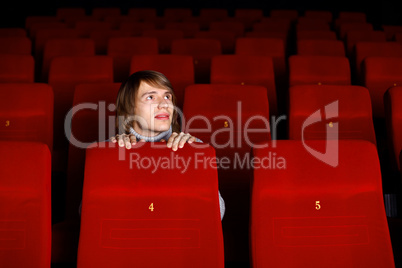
left=116, top=70, right=180, bottom=134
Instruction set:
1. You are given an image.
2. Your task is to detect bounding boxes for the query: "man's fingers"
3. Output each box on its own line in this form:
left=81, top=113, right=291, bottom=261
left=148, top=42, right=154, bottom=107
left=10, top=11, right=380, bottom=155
left=166, top=132, right=179, bottom=148
left=178, top=133, right=192, bottom=148
left=172, top=132, right=185, bottom=151
left=129, top=135, right=137, bottom=145
left=188, top=136, right=196, bottom=144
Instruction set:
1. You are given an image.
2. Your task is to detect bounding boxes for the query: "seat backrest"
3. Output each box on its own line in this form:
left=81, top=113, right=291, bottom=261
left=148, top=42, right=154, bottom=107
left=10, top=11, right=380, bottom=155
left=251, top=140, right=395, bottom=268
left=0, top=141, right=51, bottom=268
left=0, top=55, right=34, bottom=83
left=297, top=39, right=345, bottom=56
left=0, top=37, right=31, bottom=55
left=0, top=83, right=54, bottom=152
left=297, top=30, right=337, bottom=41
left=77, top=142, right=224, bottom=268
left=288, top=85, right=376, bottom=144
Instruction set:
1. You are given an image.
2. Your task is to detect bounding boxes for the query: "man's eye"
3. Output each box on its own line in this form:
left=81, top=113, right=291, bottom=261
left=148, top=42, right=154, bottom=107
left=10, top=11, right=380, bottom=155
left=146, top=96, right=153, bottom=100
left=164, top=95, right=171, bottom=100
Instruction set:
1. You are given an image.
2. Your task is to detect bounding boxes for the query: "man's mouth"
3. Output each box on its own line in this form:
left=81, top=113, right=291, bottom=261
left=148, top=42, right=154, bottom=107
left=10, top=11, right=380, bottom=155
left=154, top=113, right=170, bottom=120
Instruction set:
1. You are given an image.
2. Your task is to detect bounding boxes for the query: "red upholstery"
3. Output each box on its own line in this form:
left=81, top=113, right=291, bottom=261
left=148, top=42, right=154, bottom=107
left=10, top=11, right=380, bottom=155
left=163, top=8, right=193, bottom=21
left=235, top=37, right=287, bottom=92
left=199, top=8, right=228, bottom=19
left=0, top=37, right=31, bottom=55
left=35, top=28, right=80, bottom=59
left=165, top=22, right=200, bottom=38
left=107, top=37, right=158, bottom=82
left=42, top=38, right=95, bottom=81
left=345, top=30, right=386, bottom=57
left=25, top=16, right=59, bottom=32
left=77, top=142, right=224, bottom=268
left=251, top=140, right=394, bottom=268
left=338, top=11, right=367, bottom=22
left=65, top=83, right=120, bottom=219
left=183, top=84, right=270, bottom=263
left=297, top=40, right=345, bottom=56
left=63, top=16, right=99, bottom=28
left=0, top=55, right=34, bottom=83
left=142, top=29, right=184, bottom=54
left=296, top=18, right=330, bottom=31
left=304, top=10, right=333, bottom=22
left=171, top=39, right=221, bottom=84
left=91, top=7, right=121, bottom=20
left=384, top=86, right=402, bottom=171
left=0, top=83, right=53, bottom=152
left=0, top=141, right=51, bottom=268
left=118, top=21, right=155, bottom=33
left=355, top=41, right=402, bottom=81
left=130, top=55, right=194, bottom=109
left=127, top=8, right=157, bottom=21
left=0, top=28, right=27, bottom=37
left=363, top=57, right=402, bottom=118
left=255, top=18, right=292, bottom=32
left=270, top=9, right=299, bottom=21
left=89, top=29, right=133, bottom=54
left=103, top=16, right=138, bottom=29
left=297, top=30, right=337, bottom=41
left=288, top=85, right=376, bottom=144
left=56, top=7, right=86, bottom=21
left=289, top=55, right=351, bottom=86
left=382, top=25, right=402, bottom=41
left=195, top=31, right=236, bottom=54
left=209, top=21, right=245, bottom=38
left=74, top=21, right=112, bottom=38
left=28, top=22, right=68, bottom=39
left=210, top=55, right=277, bottom=116
left=48, top=56, right=114, bottom=170
left=338, top=22, right=373, bottom=40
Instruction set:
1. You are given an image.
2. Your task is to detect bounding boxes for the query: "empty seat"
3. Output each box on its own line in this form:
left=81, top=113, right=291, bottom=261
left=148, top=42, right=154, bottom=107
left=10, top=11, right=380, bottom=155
left=63, top=16, right=99, bottom=28
left=163, top=8, right=193, bottom=21
left=288, top=85, right=376, bottom=144
left=251, top=140, right=395, bottom=268
left=130, top=55, right=194, bottom=109
left=297, top=39, right=345, bottom=56
left=89, top=29, right=132, bottom=54
left=0, top=55, right=34, bottom=83
left=363, top=57, right=402, bottom=118
left=75, top=21, right=112, bottom=37
left=171, top=39, right=221, bottom=83
left=104, top=15, right=138, bottom=29
left=210, top=55, right=277, bottom=116
left=0, top=83, right=53, bottom=151
left=382, top=25, right=402, bottom=41
left=289, top=55, right=351, bottom=86
left=127, top=8, right=157, bottom=21
left=338, top=11, right=367, bottom=22
left=34, top=28, right=80, bottom=59
left=57, top=7, right=86, bottom=21
left=48, top=56, right=114, bottom=170
left=142, top=29, right=184, bottom=53
left=107, top=37, right=158, bottom=82
left=355, top=41, right=402, bottom=81
left=77, top=142, right=224, bottom=268
left=338, top=22, right=373, bottom=40
left=0, top=141, right=51, bottom=268
left=65, top=82, right=120, bottom=220
left=183, top=84, right=270, bottom=264
left=0, top=28, right=27, bottom=37
left=345, top=30, right=387, bottom=57
left=384, top=86, right=402, bottom=173
left=304, top=10, right=333, bottom=22
left=296, top=18, right=331, bottom=31
left=28, top=21, right=69, bottom=39
left=258, top=18, right=292, bottom=32
left=199, top=8, right=228, bottom=20
left=165, top=22, right=200, bottom=38
left=234, top=8, right=264, bottom=28
left=195, top=31, right=236, bottom=54
left=91, top=7, right=121, bottom=20
left=270, top=9, right=299, bottom=21
left=0, top=37, right=31, bottom=55
left=209, top=21, right=245, bottom=38
left=25, top=16, right=59, bottom=31
left=297, top=30, right=337, bottom=41
left=42, top=38, right=95, bottom=82
left=118, top=21, right=155, bottom=33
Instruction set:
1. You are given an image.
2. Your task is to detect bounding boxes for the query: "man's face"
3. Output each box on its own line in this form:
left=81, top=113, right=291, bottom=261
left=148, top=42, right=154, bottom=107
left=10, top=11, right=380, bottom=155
left=132, top=81, right=173, bottom=137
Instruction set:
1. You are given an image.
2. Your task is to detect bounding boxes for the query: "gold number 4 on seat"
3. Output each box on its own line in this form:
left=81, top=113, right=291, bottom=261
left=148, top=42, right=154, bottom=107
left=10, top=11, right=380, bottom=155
left=149, top=203, right=154, bottom=212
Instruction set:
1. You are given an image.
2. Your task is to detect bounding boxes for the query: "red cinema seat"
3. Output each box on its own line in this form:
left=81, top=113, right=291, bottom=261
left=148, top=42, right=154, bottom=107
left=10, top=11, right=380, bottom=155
left=297, top=30, right=337, bottom=41
left=195, top=31, right=236, bottom=54
left=165, top=22, right=200, bottom=38
left=382, top=25, right=402, bottom=41
left=209, top=21, right=245, bottom=38
left=163, top=8, right=193, bottom=21
left=77, top=142, right=224, bottom=268
left=0, top=55, right=34, bottom=83
left=142, top=29, right=184, bottom=54
left=270, top=9, right=299, bottom=21
left=384, top=86, right=402, bottom=172
left=199, top=8, right=228, bottom=20
left=289, top=55, right=351, bottom=86
left=304, top=10, right=333, bottom=22
left=288, top=85, right=376, bottom=145
left=63, top=16, right=99, bottom=28
left=28, top=21, right=68, bottom=40
left=25, top=16, right=60, bottom=37
left=57, top=7, right=86, bottom=21
left=0, top=37, right=31, bottom=55
left=48, top=56, right=114, bottom=170
left=395, top=33, right=402, bottom=45
left=118, top=21, right=155, bottom=33
left=296, top=18, right=331, bottom=31
left=183, top=84, right=270, bottom=264
left=104, top=15, right=138, bottom=29
left=65, top=83, right=120, bottom=220
left=75, top=21, right=112, bottom=37
left=0, top=83, right=53, bottom=152
left=245, top=31, right=288, bottom=47
left=0, top=141, right=51, bottom=268
left=255, top=18, right=292, bottom=32
left=363, top=57, right=402, bottom=118
left=107, top=37, right=158, bottom=82
left=235, top=37, right=287, bottom=92
left=130, top=55, right=194, bottom=109
left=91, top=7, right=121, bottom=20
left=89, top=29, right=133, bottom=54
left=0, top=28, right=27, bottom=37
left=251, top=140, right=394, bottom=268
left=338, top=11, right=367, bottom=22
left=35, top=29, right=80, bottom=60
left=345, top=30, right=387, bottom=57
left=127, top=8, right=157, bottom=21
left=297, top=39, right=345, bottom=56
left=210, top=55, right=277, bottom=116
left=338, top=22, right=373, bottom=40
left=171, top=39, right=221, bottom=84
left=355, top=41, right=402, bottom=82
left=42, top=38, right=95, bottom=82
left=234, top=9, right=264, bottom=29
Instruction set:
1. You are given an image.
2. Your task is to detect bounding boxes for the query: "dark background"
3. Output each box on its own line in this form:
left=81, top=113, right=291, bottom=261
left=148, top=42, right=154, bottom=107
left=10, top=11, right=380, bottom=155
left=1, top=0, right=402, bottom=28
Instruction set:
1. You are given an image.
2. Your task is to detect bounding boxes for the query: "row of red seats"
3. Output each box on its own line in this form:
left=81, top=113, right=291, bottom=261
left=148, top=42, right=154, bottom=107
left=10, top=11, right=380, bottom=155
left=0, top=139, right=396, bottom=267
